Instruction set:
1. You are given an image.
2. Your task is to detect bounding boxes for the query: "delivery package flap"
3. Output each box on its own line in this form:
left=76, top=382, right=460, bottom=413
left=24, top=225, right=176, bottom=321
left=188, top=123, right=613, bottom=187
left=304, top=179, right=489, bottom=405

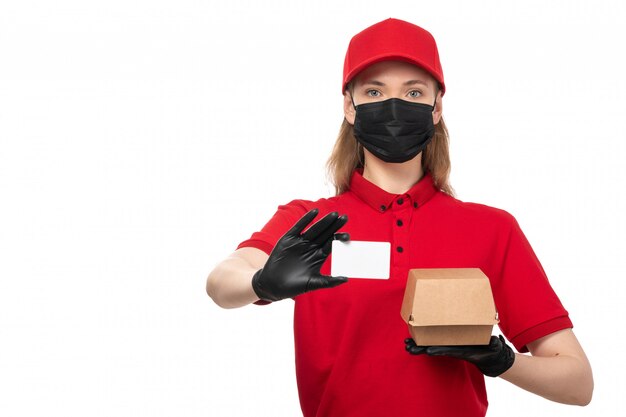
left=401, top=268, right=499, bottom=346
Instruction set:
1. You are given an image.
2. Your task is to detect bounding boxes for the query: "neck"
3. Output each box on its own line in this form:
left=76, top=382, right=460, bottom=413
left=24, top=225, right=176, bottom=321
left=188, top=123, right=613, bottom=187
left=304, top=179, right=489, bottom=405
left=362, top=151, right=424, bottom=194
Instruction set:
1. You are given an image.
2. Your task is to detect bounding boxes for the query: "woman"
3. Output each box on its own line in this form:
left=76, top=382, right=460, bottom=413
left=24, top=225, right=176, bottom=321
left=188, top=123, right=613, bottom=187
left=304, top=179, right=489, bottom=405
left=207, top=18, right=593, bottom=417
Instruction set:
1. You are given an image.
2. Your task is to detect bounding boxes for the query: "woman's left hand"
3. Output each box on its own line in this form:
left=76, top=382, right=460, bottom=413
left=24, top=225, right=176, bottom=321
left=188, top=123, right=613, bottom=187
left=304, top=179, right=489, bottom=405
left=405, top=335, right=515, bottom=377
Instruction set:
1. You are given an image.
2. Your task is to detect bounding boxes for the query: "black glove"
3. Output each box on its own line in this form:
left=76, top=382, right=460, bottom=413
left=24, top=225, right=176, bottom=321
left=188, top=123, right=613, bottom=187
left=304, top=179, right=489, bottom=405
left=251, top=208, right=350, bottom=302
left=405, top=335, right=515, bottom=377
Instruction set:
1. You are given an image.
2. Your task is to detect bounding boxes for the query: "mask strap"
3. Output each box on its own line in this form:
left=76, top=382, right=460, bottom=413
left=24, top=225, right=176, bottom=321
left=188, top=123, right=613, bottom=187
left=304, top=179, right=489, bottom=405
left=432, top=95, right=438, bottom=112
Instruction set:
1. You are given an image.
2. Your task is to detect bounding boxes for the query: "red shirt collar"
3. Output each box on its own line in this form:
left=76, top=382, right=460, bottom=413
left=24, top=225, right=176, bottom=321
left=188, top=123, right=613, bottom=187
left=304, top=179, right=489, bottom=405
left=348, top=168, right=438, bottom=212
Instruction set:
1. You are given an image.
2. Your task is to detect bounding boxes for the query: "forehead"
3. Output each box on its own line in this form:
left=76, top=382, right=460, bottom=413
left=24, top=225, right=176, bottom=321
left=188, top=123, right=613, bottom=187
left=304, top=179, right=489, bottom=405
left=354, top=60, right=435, bottom=87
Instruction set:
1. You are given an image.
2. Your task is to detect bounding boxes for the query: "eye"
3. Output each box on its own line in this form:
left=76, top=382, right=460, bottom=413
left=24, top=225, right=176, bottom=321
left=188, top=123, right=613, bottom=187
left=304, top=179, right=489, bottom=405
left=366, top=89, right=381, bottom=98
left=408, top=90, right=422, bottom=98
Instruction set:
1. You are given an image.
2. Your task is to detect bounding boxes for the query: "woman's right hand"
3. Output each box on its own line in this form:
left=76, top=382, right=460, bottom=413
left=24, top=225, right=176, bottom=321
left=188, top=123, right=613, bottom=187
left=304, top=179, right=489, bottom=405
left=251, top=208, right=350, bottom=302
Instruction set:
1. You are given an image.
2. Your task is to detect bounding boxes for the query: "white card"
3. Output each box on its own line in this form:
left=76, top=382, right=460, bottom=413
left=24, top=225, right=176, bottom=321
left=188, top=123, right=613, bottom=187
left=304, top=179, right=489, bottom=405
left=331, top=240, right=391, bottom=279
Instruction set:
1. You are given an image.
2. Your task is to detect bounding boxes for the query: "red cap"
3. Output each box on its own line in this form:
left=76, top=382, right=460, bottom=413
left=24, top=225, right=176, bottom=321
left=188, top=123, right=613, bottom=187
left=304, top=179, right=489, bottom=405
left=342, top=18, right=445, bottom=95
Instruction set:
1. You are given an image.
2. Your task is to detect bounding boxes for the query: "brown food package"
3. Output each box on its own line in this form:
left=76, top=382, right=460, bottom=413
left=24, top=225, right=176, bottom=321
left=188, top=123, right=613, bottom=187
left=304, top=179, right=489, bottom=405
left=401, top=268, right=499, bottom=346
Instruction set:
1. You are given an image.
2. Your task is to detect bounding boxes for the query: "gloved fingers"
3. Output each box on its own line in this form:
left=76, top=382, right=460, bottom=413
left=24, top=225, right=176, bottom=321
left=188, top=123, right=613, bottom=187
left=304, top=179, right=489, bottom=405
left=405, top=338, right=428, bottom=355
left=306, top=274, right=348, bottom=292
left=425, top=337, right=504, bottom=356
left=286, top=208, right=319, bottom=238
left=303, top=212, right=348, bottom=245
left=489, top=335, right=508, bottom=352
left=321, top=238, right=333, bottom=257
left=494, top=335, right=506, bottom=347
left=320, top=232, right=351, bottom=257
left=311, top=214, right=348, bottom=245
left=301, top=211, right=338, bottom=242
left=425, top=346, right=469, bottom=357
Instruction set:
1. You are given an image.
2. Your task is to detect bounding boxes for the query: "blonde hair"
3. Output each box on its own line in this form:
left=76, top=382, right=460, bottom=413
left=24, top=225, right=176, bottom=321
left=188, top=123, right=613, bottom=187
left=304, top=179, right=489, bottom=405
left=325, top=85, right=455, bottom=197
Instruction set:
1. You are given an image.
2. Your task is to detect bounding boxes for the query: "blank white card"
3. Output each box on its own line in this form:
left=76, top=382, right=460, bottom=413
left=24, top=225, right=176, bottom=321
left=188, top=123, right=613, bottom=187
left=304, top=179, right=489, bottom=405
left=331, top=240, right=391, bottom=279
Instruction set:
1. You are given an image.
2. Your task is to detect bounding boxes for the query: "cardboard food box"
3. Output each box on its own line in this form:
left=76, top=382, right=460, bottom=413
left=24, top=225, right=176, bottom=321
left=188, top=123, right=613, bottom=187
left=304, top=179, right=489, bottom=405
left=400, top=268, right=499, bottom=346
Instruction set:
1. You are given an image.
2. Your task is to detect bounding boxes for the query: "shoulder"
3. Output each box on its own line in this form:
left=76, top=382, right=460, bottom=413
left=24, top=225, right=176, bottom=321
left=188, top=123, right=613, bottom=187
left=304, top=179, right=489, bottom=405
left=276, top=196, right=339, bottom=217
left=278, top=196, right=334, bottom=210
left=432, top=192, right=520, bottom=231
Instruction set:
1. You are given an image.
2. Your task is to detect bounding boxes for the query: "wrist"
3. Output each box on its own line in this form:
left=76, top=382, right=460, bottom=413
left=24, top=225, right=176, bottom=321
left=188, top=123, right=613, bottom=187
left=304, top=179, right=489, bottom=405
left=480, top=336, right=516, bottom=377
left=251, top=268, right=279, bottom=302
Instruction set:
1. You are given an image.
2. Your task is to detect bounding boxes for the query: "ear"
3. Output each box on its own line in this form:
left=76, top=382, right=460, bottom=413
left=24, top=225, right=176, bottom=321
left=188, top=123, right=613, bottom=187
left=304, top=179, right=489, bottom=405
left=432, top=90, right=443, bottom=125
left=344, top=92, right=356, bottom=125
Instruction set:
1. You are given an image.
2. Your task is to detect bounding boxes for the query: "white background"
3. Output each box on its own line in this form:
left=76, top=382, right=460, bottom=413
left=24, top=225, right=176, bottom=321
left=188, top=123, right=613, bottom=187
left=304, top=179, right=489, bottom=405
left=1, top=0, right=625, bottom=415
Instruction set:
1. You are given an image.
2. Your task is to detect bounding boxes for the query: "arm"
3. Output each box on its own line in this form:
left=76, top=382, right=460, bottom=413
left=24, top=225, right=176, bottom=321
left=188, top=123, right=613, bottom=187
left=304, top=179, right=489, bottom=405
left=206, top=209, right=350, bottom=308
left=405, top=328, right=593, bottom=405
left=206, top=247, right=268, bottom=309
left=499, top=328, right=593, bottom=406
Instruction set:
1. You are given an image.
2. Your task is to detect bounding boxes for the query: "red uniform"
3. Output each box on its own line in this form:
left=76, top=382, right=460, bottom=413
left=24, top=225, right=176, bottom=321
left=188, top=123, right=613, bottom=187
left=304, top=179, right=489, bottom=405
left=237, top=168, right=572, bottom=417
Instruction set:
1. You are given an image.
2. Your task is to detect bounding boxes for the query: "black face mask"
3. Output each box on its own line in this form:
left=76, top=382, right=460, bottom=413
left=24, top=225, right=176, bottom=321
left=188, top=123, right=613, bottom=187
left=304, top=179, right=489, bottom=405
left=352, top=97, right=436, bottom=163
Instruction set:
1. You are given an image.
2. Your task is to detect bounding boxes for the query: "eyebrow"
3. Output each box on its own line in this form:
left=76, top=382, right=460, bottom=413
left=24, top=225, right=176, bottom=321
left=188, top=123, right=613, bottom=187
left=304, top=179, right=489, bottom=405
left=363, top=79, right=429, bottom=87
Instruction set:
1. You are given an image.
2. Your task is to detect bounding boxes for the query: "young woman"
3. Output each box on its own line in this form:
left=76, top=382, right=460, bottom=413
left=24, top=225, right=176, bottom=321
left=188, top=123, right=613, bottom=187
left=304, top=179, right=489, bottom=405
left=207, top=18, right=593, bottom=417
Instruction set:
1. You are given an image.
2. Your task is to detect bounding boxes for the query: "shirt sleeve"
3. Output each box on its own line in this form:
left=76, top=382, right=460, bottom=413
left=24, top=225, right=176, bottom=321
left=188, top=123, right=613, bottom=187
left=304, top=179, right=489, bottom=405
left=236, top=199, right=312, bottom=254
left=236, top=199, right=312, bottom=305
left=493, top=214, right=573, bottom=353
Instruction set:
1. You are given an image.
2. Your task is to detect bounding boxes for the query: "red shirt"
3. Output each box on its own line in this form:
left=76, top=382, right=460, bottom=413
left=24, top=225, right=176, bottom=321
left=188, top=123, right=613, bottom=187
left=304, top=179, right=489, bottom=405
left=236, top=168, right=572, bottom=417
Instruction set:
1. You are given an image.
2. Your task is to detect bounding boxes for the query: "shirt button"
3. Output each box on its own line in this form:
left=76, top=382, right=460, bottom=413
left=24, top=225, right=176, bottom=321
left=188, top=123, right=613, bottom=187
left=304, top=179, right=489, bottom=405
left=397, top=198, right=404, bottom=205
left=397, top=246, right=404, bottom=253
left=413, top=202, right=418, bottom=208
left=396, top=219, right=403, bottom=226
left=380, top=205, right=386, bottom=212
